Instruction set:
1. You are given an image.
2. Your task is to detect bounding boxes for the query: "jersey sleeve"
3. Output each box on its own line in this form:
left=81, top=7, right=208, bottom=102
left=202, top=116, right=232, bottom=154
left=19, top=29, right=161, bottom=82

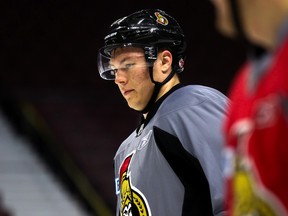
left=154, top=86, right=229, bottom=215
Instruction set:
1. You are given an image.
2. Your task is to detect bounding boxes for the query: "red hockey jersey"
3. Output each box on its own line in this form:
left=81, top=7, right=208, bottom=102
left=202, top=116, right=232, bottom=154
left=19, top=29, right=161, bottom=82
left=224, top=37, right=288, bottom=215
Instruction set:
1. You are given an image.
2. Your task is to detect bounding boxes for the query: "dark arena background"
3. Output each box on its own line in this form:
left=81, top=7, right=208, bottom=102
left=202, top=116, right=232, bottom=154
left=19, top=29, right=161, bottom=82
left=1, top=1, right=246, bottom=215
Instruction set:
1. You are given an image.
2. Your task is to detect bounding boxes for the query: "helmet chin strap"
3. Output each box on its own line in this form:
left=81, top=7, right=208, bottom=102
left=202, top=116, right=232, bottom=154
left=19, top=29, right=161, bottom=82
left=139, top=66, right=176, bottom=114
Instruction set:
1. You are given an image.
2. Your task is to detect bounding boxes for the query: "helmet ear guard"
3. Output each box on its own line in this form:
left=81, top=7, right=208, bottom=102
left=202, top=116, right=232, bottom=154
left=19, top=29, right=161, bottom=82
left=97, top=9, right=187, bottom=80
left=143, top=46, right=158, bottom=61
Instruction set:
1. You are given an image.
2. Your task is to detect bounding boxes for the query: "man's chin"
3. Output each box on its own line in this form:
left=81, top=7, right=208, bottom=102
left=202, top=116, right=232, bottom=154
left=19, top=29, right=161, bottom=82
left=128, top=103, right=142, bottom=112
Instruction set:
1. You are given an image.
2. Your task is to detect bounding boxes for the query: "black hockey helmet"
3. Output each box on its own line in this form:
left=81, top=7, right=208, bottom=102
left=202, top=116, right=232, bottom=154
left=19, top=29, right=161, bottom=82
left=97, top=9, right=187, bottom=80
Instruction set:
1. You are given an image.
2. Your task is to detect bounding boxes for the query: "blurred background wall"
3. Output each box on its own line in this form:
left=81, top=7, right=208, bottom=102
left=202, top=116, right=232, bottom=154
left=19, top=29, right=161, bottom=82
left=1, top=0, right=246, bottom=215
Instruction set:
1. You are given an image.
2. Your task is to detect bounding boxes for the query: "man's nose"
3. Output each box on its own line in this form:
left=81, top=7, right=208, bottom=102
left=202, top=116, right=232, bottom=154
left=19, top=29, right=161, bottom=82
left=114, top=69, right=127, bottom=85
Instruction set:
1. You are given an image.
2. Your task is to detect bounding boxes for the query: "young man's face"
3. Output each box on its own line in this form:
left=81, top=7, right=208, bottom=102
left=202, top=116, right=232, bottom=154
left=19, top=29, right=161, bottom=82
left=110, top=47, right=155, bottom=111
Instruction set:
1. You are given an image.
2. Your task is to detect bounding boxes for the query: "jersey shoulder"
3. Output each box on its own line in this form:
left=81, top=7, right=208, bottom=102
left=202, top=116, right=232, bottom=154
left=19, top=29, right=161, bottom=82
left=159, top=85, right=229, bottom=114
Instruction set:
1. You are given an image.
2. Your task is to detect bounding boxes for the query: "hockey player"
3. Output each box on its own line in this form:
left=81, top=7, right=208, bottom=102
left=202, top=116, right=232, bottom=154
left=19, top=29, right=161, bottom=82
left=211, top=0, right=288, bottom=215
left=97, top=9, right=229, bottom=216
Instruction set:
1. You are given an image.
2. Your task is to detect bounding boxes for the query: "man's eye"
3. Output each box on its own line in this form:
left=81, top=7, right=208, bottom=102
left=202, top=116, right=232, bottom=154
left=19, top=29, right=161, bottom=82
left=124, top=63, right=135, bottom=70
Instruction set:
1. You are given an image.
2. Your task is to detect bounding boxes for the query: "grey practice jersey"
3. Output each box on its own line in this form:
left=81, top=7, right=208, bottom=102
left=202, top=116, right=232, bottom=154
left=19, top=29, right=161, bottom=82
left=114, top=84, right=229, bottom=216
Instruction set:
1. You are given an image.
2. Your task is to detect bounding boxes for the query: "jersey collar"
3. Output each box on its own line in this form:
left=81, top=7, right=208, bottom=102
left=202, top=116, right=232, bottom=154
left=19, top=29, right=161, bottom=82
left=136, top=83, right=184, bottom=136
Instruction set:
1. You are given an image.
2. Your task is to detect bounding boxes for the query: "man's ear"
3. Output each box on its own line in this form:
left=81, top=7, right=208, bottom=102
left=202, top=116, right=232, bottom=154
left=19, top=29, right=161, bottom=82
left=160, top=50, right=173, bottom=73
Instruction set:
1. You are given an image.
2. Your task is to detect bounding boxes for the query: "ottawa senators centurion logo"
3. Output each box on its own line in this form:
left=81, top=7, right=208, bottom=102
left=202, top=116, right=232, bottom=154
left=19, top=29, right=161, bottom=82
left=232, top=156, right=279, bottom=216
left=228, top=115, right=288, bottom=216
left=154, top=12, right=168, bottom=26
left=119, top=153, right=151, bottom=216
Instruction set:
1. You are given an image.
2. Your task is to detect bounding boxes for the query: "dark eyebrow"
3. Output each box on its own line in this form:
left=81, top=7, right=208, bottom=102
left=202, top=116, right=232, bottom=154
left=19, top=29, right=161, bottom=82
left=110, top=56, right=129, bottom=68
left=119, top=57, right=129, bottom=65
left=110, top=55, right=143, bottom=67
left=111, top=56, right=132, bottom=68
